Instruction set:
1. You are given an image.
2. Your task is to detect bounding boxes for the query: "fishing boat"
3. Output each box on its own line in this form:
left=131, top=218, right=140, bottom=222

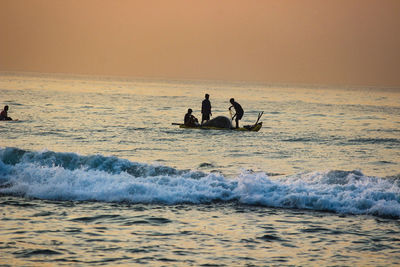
left=173, top=112, right=263, bottom=132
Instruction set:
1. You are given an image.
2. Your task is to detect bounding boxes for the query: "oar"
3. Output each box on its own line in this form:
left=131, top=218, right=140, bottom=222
left=255, top=111, right=263, bottom=124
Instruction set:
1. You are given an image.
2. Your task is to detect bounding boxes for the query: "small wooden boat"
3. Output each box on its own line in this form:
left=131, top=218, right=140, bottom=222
left=173, top=112, right=263, bottom=132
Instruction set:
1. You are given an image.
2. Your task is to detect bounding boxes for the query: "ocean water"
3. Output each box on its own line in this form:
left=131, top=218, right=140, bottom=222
left=1, top=73, right=400, bottom=266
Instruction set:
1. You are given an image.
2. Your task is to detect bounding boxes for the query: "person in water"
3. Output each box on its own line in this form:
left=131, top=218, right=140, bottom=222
left=184, top=108, right=199, bottom=127
left=201, top=93, right=212, bottom=125
left=229, top=98, right=244, bottom=128
left=0, top=105, right=12, bottom=121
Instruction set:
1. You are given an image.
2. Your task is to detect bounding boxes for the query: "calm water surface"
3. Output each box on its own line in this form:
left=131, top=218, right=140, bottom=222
left=2, top=198, right=400, bottom=266
left=1, top=73, right=400, bottom=266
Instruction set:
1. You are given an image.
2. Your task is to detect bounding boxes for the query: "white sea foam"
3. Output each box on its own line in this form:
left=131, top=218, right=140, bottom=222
left=1, top=147, right=399, bottom=218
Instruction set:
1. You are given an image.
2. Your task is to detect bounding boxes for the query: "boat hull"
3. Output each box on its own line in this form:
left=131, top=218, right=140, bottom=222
left=177, top=122, right=262, bottom=132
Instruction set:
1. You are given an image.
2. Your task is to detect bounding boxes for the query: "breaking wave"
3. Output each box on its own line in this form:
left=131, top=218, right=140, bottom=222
left=1, top=147, right=399, bottom=218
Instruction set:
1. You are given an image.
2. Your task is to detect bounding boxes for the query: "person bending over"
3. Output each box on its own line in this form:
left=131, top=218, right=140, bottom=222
left=229, top=98, right=243, bottom=128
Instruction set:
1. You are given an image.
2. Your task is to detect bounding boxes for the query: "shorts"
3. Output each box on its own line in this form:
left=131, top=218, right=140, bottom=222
left=202, top=113, right=210, bottom=121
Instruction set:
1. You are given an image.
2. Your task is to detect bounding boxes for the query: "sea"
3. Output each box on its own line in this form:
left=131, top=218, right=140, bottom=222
left=1, top=72, right=400, bottom=266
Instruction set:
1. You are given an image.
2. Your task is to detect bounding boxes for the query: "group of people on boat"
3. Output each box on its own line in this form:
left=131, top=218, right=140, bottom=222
left=0, top=105, right=12, bottom=121
left=184, top=94, right=244, bottom=128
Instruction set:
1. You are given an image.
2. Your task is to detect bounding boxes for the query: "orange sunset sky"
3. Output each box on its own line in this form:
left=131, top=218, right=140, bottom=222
left=1, top=0, right=399, bottom=87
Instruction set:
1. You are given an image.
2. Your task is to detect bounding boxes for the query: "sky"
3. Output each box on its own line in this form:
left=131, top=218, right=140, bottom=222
left=1, top=0, right=399, bottom=87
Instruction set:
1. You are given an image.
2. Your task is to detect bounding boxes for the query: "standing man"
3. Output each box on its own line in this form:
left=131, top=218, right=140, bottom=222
left=229, top=98, right=244, bottom=128
left=201, top=93, right=212, bottom=125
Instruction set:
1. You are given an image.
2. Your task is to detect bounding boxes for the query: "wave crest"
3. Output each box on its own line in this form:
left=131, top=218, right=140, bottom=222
left=1, top=147, right=399, bottom=218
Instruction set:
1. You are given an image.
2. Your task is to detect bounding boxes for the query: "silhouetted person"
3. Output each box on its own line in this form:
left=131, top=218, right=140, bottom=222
left=184, top=108, right=199, bottom=127
left=229, top=98, right=243, bottom=128
left=201, top=93, right=212, bottom=125
left=0, top=105, right=12, bottom=121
